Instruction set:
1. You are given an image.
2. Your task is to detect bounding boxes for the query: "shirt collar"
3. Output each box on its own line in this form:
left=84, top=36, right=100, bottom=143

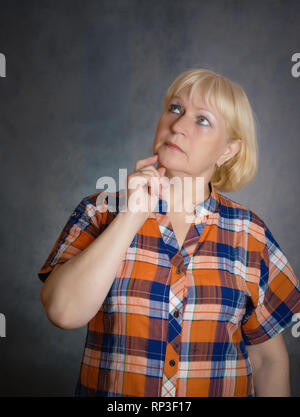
left=150, top=181, right=220, bottom=219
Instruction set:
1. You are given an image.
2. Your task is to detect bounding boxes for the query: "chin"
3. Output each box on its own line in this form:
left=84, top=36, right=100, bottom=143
left=157, top=147, right=182, bottom=168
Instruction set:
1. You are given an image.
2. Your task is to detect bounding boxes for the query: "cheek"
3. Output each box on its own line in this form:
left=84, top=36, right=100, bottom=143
left=155, top=114, right=170, bottom=132
left=189, top=137, right=219, bottom=163
left=153, top=120, right=167, bottom=144
left=152, top=134, right=162, bottom=154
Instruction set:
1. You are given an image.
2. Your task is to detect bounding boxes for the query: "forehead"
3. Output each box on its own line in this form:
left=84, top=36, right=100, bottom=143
left=172, top=85, right=215, bottom=111
left=173, top=86, right=224, bottom=119
left=170, top=85, right=229, bottom=132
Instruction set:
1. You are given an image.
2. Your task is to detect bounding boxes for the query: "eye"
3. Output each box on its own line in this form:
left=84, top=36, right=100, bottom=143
left=197, top=116, right=211, bottom=127
left=168, top=103, right=212, bottom=127
left=168, top=103, right=183, bottom=115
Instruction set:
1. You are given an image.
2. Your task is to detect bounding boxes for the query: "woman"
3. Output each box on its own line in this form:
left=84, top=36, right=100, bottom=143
left=38, top=69, right=300, bottom=397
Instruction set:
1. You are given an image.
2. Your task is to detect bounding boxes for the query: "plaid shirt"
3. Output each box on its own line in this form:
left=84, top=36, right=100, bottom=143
left=38, top=182, right=300, bottom=397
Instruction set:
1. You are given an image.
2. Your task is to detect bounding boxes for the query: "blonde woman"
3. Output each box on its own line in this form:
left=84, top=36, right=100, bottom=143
left=38, top=69, right=300, bottom=397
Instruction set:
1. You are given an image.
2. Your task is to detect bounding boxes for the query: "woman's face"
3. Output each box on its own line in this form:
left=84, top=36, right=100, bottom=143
left=152, top=86, right=240, bottom=181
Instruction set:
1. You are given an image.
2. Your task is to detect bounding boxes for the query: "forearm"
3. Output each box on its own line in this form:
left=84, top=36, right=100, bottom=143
left=252, top=359, right=290, bottom=397
left=40, top=211, right=145, bottom=329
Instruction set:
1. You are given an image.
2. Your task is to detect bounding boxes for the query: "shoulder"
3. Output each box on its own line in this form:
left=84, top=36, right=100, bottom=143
left=80, top=189, right=125, bottom=215
left=67, top=189, right=125, bottom=233
left=216, top=191, right=269, bottom=246
left=217, top=190, right=264, bottom=225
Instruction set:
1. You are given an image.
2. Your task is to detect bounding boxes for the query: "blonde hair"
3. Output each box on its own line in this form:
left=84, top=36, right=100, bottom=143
left=162, top=69, right=258, bottom=192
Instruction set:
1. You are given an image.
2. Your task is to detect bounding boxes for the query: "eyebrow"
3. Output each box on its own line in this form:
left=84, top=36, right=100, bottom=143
left=172, top=95, right=217, bottom=121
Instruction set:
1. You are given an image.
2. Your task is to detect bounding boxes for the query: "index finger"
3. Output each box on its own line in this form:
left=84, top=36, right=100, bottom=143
left=135, top=154, right=158, bottom=171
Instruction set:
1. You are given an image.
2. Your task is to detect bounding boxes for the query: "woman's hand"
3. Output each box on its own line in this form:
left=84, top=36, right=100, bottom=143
left=125, top=154, right=166, bottom=222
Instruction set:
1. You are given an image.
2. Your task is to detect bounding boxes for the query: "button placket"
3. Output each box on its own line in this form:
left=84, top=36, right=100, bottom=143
left=176, top=266, right=183, bottom=275
left=161, top=263, right=186, bottom=397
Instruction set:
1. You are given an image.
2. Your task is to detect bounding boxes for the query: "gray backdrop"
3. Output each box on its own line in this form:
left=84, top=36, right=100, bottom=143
left=0, top=0, right=299, bottom=396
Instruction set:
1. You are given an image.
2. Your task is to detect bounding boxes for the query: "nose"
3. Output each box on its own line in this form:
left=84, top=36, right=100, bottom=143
left=170, top=113, right=189, bottom=135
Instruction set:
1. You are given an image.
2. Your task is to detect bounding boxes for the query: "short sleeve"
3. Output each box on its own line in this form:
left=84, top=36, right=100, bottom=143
left=241, top=223, right=300, bottom=345
left=37, top=193, right=109, bottom=283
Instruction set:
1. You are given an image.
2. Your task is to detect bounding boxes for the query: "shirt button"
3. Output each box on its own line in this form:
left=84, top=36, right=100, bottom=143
left=169, top=360, right=176, bottom=367
left=173, top=310, right=179, bottom=318
left=176, top=267, right=182, bottom=274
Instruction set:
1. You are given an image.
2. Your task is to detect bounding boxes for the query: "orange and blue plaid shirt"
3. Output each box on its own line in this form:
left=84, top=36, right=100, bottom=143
left=38, top=182, right=300, bottom=397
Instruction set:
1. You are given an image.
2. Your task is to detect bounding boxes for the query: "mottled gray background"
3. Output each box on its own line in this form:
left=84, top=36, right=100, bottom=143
left=0, top=0, right=299, bottom=396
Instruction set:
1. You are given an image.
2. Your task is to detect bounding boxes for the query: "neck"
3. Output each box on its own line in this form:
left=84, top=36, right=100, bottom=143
left=160, top=172, right=211, bottom=215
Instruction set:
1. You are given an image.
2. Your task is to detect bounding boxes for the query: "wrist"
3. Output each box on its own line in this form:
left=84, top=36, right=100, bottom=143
left=117, top=209, right=149, bottom=226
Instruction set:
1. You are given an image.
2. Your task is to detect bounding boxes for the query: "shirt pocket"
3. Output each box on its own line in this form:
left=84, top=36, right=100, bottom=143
left=103, top=245, right=168, bottom=316
left=186, top=261, right=249, bottom=325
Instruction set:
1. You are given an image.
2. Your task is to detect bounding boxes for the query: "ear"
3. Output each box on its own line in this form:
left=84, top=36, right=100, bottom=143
left=216, top=139, right=241, bottom=167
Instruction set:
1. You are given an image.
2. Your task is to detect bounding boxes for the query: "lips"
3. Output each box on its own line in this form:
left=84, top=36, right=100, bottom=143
left=165, top=141, right=184, bottom=153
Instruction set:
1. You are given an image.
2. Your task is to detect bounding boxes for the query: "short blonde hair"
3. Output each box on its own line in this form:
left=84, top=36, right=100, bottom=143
left=162, top=69, right=258, bottom=192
